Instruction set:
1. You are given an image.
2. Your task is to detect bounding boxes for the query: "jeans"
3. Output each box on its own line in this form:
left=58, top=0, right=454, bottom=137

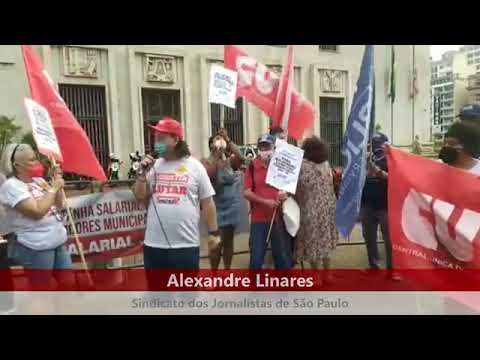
left=360, top=206, right=393, bottom=269
left=143, top=245, right=200, bottom=292
left=249, top=222, right=293, bottom=270
left=13, top=241, right=75, bottom=290
left=143, top=245, right=200, bottom=269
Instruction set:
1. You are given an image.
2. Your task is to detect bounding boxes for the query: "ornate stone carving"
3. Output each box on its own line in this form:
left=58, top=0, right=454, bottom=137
left=145, top=55, right=176, bottom=83
left=321, top=69, right=342, bottom=93
left=63, top=47, right=99, bottom=78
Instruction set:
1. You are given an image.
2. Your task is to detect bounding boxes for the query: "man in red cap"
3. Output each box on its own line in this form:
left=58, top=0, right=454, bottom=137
left=132, top=117, right=220, bottom=274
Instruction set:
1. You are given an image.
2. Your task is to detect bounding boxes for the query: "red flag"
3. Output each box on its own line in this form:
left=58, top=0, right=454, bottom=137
left=386, top=146, right=480, bottom=270
left=272, top=45, right=294, bottom=134
left=21, top=45, right=107, bottom=181
left=224, top=45, right=315, bottom=140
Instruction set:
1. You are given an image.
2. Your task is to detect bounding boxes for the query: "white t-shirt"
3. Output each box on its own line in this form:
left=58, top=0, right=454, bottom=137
left=467, top=159, right=480, bottom=175
left=144, top=157, right=215, bottom=249
left=0, top=177, right=67, bottom=250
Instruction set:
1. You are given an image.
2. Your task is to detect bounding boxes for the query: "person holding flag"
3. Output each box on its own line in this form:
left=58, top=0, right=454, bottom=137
left=0, top=143, right=75, bottom=289
left=360, top=132, right=399, bottom=280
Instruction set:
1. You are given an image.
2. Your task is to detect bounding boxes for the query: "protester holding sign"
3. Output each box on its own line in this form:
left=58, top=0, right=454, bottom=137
left=0, top=143, right=75, bottom=289
left=293, top=136, right=339, bottom=280
left=438, top=121, right=480, bottom=174
left=132, top=117, right=220, bottom=272
left=244, top=134, right=292, bottom=269
left=201, top=132, right=243, bottom=270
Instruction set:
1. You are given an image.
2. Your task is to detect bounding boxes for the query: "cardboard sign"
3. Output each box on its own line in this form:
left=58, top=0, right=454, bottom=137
left=24, top=97, right=63, bottom=162
left=208, top=64, right=238, bottom=109
left=266, top=142, right=304, bottom=194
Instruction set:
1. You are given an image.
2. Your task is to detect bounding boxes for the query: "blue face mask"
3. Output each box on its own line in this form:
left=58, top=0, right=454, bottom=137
left=154, top=143, right=169, bottom=157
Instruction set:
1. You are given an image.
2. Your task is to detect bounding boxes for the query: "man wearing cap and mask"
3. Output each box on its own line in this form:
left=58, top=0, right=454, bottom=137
left=360, top=132, right=400, bottom=280
left=132, top=117, right=220, bottom=273
left=244, top=134, right=292, bottom=269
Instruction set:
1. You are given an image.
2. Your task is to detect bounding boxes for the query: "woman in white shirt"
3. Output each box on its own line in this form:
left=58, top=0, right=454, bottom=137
left=0, top=143, right=74, bottom=290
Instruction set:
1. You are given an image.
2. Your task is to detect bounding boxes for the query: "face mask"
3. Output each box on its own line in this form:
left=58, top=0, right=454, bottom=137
left=23, top=161, right=45, bottom=178
left=154, top=143, right=169, bottom=158
left=259, top=150, right=273, bottom=162
left=214, top=139, right=227, bottom=150
left=439, top=146, right=460, bottom=164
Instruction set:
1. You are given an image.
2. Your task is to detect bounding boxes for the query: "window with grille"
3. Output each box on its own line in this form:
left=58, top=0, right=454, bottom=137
left=320, top=97, right=344, bottom=167
left=319, top=45, right=338, bottom=52
left=141, top=88, right=181, bottom=154
left=210, top=98, right=244, bottom=146
left=58, top=84, right=110, bottom=172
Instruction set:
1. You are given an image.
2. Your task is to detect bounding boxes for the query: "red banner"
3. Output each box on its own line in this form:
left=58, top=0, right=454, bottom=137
left=224, top=45, right=315, bottom=140
left=64, top=190, right=145, bottom=262
left=386, top=146, right=480, bottom=271
left=21, top=45, right=107, bottom=181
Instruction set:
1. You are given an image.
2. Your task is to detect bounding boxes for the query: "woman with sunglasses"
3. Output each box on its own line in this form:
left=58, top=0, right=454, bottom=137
left=0, top=143, right=74, bottom=290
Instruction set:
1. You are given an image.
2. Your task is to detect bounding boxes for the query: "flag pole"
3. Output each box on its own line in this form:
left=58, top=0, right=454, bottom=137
left=62, top=189, right=93, bottom=286
left=52, top=158, right=93, bottom=288
left=265, top=208, right=278, bottom=246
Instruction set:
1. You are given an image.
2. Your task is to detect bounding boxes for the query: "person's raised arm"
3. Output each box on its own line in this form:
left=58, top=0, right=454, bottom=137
left=15, top=177, right=64, bottom=220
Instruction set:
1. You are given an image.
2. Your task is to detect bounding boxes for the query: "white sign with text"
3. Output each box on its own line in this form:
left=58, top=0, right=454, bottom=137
left=266, top=142, right=304, bottom=194
left=208, top=64, right=238, bottom=109
left=24, top=97, right=63, bottom=162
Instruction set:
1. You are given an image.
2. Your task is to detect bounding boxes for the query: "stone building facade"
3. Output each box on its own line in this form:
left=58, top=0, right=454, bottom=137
left=0, top=45, right=431, bottom=175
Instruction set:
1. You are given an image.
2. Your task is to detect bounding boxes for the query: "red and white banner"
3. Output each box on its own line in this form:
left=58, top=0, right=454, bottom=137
left=21, top=45, right=107, bottom=181
left=64, top=190, right=145, bottom=262
left=386, top=146, right=480, bottom=270
left=224, top=45, right=315, bottom=140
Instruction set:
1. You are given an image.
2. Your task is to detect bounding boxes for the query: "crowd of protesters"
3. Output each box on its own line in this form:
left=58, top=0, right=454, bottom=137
left=1, top=104, right=480, bottom=293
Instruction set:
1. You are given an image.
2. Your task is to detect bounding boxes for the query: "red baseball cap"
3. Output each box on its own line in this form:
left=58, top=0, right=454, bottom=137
left=148, top=117, right=184, bottom=140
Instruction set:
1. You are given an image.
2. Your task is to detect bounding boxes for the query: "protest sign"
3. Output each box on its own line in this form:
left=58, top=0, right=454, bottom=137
left=266, top=142, right=304, bottom=194
left=64, top=190, right=146, bottom=262
left=208, top=64, right=238, bottom=109
left=24, top=97, right=63, bottom=162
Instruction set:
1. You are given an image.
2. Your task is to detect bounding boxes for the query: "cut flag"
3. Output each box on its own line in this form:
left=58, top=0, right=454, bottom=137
left=21, top=45, right=107, bottom=181
left=224, top=45, right=314, bottom=140
left=335, top=45, right=375, bottom=238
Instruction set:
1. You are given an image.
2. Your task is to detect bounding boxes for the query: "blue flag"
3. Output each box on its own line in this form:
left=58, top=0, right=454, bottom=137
left=335, top=45, right=374, bottom=238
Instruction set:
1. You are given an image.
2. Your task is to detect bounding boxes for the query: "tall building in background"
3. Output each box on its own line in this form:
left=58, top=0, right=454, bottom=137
left=431, top=45, right=480, bottom=135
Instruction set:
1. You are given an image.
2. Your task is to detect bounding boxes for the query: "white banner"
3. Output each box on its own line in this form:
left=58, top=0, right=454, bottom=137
left=24, top=97, right=63, bottom=162
left=266, top=142, right=304, bottom=194
left=208, top=64, right=238, bottom=109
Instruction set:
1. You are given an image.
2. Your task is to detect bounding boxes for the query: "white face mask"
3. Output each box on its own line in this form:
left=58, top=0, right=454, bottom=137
left=214, top=139, right=227, bottom=150
left=259, top=150, right=273, bottom=161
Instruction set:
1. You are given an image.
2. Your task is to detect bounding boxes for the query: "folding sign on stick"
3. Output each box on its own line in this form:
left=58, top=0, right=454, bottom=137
left=24, top=98, right=63, bottom=162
